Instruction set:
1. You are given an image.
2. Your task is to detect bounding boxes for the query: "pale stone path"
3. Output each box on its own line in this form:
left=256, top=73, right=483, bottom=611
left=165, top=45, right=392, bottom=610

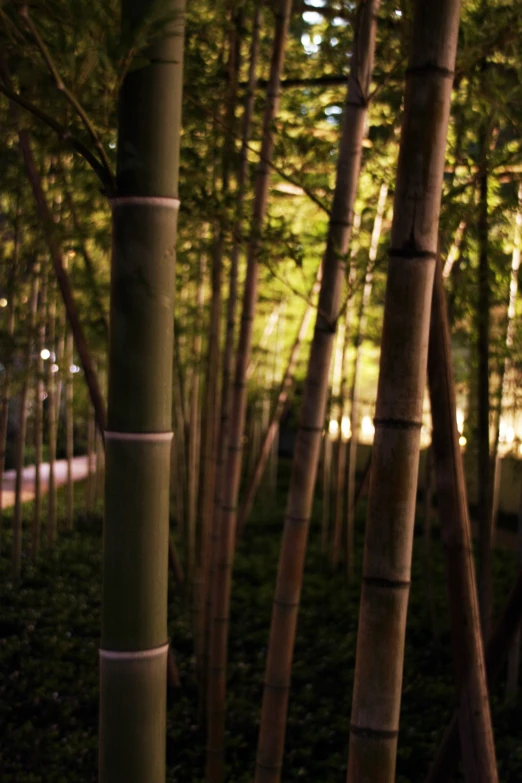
left=1, top=456, right=90, bottom=508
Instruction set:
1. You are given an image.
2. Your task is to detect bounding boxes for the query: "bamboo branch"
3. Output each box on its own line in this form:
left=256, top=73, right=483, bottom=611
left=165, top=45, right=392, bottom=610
left=19, top=4, right=116, bottom=193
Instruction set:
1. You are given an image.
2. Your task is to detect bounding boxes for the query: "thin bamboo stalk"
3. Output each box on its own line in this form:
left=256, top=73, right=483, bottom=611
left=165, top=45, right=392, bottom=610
left=237, top=269, right=321, bottom=535
left=345, top=183, right=388, bottom=581
left=255, top=4, right=379, bottom=780
left=428, top=257, right=498, bottom=782
left=207, top=4, right=292, bottom=779
left=0, top=292, right=15, bottom=556
left=47, top=287, right=57, bottom=548
left=347, top=2, right=461, bottom=780
left=31, top=269, right=46, bottom=558
left=65, top=324, right=74, bottom=529
left=13, top=271, right=39, bottom=581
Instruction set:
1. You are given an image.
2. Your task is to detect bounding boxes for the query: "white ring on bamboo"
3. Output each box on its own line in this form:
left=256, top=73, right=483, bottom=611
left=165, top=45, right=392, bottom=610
left=99, top=642, right=169, bottom=661
left=104, top=430, right=174, bottom=442
left=109, top=196, right=180, bottom=209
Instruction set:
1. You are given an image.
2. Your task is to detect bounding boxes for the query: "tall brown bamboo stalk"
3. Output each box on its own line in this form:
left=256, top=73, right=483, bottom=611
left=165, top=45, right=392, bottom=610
left=206, top=3, right=291, bottom=779
left=208, top=5, right=262, bottom=650
left=427, top=566, right=522, bottom=783
left=64, top=324, right=74, bottom=529
left=331, top=314, right=349, bottom=570
left=187, top=252, right=206, bottom=587
left=347, top=2, right=461, bottom=780
left=86, top=406, right=95, bottom=514
left=13, top=270, right=39, bottom=581
left=427, top=257, right=498, bottom=782
left=31, top=269, right=46, bottom=558
left=477, top=126, right=492, bottom=639
left=237, top=269, right=321, bottom=534
left=255, top=4, right=379, bottom=780
left=346, top=182, right=388, bottom=581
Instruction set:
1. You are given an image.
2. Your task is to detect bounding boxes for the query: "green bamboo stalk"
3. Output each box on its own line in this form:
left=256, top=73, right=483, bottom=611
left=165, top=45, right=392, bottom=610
left=255, top=4, right=379, bottom=780
left=99, top=1, right=185, bottom=781
left=347, top=2, right=461, bottom=779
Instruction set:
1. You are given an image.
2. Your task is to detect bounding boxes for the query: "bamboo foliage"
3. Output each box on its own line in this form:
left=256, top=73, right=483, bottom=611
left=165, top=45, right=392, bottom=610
left=98, top=1, right=185, bottom=781
left=255, top=4, right=380, bottom=780
left=347, top=2, right=461, bottom=780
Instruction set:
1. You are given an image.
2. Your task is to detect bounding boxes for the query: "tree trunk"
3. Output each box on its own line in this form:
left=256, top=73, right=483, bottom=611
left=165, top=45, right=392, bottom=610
left=98, top=2, right=185, bottom=781
left=423, top=446, right=437, bottom=638
left=237, top=268, right=321, bottom=535
left=331, top=315, right=349, bottom=569
left=345, top=183, right=388, bottom=581
left=428, top=257, right=498, bottom=782
left=347, top=3, right=461, bottom=781
left=206, top=4, right=291, bottom=779
left=255, top=4, right=379, bottom=781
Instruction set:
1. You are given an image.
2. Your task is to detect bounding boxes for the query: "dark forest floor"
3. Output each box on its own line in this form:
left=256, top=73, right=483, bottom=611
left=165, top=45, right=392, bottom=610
left=1, top=464, right=522, bottom=782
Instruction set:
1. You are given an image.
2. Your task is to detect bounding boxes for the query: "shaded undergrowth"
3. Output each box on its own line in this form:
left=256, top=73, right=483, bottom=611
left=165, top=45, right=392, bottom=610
left=1, top=466, right=521, bottom=781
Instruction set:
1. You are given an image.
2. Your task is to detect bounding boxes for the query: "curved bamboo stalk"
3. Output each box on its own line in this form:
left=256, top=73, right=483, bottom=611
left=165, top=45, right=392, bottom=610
left=98, top=2, right=185, bottom=781
left=428, top=257, right=498, bottom=781
left=255, top=4, right=379, bottom=781
left=65, top=324, right=74, bottom=529
left=347, top=2, right=461, bottom=780
left=206, top=4, right=291, bottom=779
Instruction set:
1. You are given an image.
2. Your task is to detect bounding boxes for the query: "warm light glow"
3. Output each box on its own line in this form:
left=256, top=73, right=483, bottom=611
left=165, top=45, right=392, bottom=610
left=459, top=435, right=467, bottom=447
left=67, top=249, right=76, bottom=259
left=40, top=349, right=51, bottom=360
left=51, top=363, right=59, bottom=373
left=506, top=426, right=515, bottom=445
left=70, top=364, right=81, bottom=374
left=456, top=408, right=464, bottom=434
left=341, top=415, right=351, bottom=441
left=361, top=415, right=375, bottom=438
left=0, top=298, right=7, bottom=308
left=329, top=419, right=339, bottom=437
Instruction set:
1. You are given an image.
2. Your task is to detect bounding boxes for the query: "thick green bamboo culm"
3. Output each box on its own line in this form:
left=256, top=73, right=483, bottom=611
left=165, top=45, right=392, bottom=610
left=98, top=1, right=185, bottom=781
left=347, top=1, right=461, bottom=780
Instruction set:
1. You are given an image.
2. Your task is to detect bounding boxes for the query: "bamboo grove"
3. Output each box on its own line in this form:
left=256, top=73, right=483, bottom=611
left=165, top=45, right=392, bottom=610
left=1, top=0, right=522, bottom=781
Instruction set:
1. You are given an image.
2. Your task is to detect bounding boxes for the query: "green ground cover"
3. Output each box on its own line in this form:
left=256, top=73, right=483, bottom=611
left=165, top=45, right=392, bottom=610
left=0, top=466, right=521, bottom=782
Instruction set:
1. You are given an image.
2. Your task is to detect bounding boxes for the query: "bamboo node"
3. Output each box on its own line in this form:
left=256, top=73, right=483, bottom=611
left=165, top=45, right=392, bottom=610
left=109, top=196, right=180, bottom=209
left=350, top=723, right=399, bottom=740
left=99, top=642, right=169, bottom=660
left=104, top=430, right=173, bottom=442
left=373, top=417, right=422, bottom=431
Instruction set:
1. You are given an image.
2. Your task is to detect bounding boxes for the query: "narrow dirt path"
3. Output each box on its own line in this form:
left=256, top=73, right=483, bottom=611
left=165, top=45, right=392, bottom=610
left=1, top=456, right=90, bottom=508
